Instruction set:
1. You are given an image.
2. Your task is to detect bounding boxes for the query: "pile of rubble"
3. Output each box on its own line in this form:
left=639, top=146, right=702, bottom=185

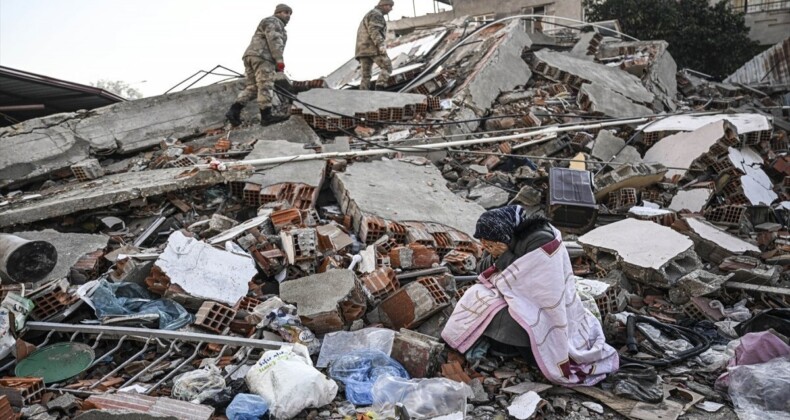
left=1, top=16, right=790, bottom=420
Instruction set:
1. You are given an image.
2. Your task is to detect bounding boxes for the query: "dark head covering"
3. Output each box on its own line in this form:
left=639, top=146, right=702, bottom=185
left=473, top=205, right=528, bottom=244
left=274, top=4, right=292, bottom=13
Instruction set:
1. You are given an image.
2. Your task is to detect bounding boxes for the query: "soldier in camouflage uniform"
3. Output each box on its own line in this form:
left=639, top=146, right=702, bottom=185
left=355, top=0, right=394, bottom=91
left=225, top=4, right=292, bottom=127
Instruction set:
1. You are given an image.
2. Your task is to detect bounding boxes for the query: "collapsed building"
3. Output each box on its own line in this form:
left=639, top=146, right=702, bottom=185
left=0, top=13, right=790, bottom=420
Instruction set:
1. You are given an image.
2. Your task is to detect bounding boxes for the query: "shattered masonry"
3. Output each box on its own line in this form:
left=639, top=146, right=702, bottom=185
left=0, top=14, right=789, bottom=420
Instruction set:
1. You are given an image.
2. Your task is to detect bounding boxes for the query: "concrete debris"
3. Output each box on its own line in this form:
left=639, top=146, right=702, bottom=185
left=578, top=83, right=654, bottom=118
left=0, top=13, right=789, bottom=420
left=14, top=230, right=109, bottom=285
left=279, top=269, right=366, bottom=334
left=579, top=218, right=701, bottom=287
left=150, top=231, right=255, bottom=306
left=0, top=82, right=243, bottom=189
left=669, top=189, right=712, bottom=213
left=331, top=159, right=485, bottom=237
left=590, top=130, right=643, bottom=166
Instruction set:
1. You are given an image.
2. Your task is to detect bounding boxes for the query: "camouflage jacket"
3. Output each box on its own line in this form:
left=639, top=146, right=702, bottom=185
left=355, top=7, right=387, bottom=58
left=243, top=15, right=287, bottom=63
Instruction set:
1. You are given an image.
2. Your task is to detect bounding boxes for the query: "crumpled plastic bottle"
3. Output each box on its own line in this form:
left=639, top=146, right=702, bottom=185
left=329, top=349, right=409, bottom=406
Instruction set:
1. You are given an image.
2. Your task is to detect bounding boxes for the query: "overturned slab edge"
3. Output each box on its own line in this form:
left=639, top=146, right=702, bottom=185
left=25, top=322, right=283, bottom=350
left=0, top=166, right=253, bottom=228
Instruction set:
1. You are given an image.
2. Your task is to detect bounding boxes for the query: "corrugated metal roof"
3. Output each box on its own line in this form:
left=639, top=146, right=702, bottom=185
left=725, top=36, right=790, bottom=86
left=0, top=65, right=125, bottom=127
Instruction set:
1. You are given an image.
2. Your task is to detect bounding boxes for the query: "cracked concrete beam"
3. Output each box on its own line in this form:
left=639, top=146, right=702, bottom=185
left=0, top=82, right=243, bottom=189
left=0, top=166, right=253, bottom=228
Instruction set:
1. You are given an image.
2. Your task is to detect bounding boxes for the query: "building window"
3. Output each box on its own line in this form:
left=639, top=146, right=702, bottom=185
left=731, top=0, right=790, bottom=13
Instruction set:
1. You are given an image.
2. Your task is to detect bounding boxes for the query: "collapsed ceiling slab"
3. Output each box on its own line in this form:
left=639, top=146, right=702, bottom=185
left=0, top=82, right=242, bottom=189
left=0, top=166, right=252, bottom=228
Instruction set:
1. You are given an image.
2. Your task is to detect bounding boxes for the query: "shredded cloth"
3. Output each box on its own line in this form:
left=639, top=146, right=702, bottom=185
left=473, top=205, right=527, bottom=244
left=442, top=227, right=619, bottom=386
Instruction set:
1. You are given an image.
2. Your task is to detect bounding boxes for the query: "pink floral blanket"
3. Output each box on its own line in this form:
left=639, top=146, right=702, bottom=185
left=441, top=228, right=619, bottom=386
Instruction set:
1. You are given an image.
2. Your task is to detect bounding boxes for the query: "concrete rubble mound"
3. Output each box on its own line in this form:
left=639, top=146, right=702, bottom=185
left=1, top=16, right=790, bottom=420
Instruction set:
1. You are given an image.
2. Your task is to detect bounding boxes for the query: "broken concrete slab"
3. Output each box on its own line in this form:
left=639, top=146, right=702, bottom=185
left=676, top=217, right=760, bottom=264
left=591, top=130, right=643, bottom=166
left=0, top=82, right=243, bottom=189
left=151, top=231, right=256, bottom=307
left=531, top=49, right=655, bottom=105
left=639, top=113, right=772, bottom=137
left=725, top=147, right=778, bottom=206
left=0, top=166, right=252, bottom=228
left=293, top=88, right=428, bottom=117
left=594, top=163, right=667, bottom=201
left=468, top=184, right=510, bottom=209
left=331, top=159, right=485, bottom=237
left=13, top=230, right=109, bottom=285
left=244, top=140, right=326, bottom=189
left=204, top=117, right=322, bottom=146
left=570, top=32, right=601, bottom=61
left=677, top=269, right=733, bottom=298
left=643, top=120, right=737, bottom=180
left=669, top=189, right=713, bottom=213
left=579, top=83, right=653, bottom=118
left=578, top=218, right=701, bottom=287
left=453, top=20, right=533, bottom=114
left=279, top=269, right=366, bottom=334
left=599, top=40, right=678, bottom=111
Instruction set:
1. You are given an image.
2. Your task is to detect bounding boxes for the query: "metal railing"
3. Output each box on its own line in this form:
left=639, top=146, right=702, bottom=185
left=731, top=0, right=790, bottom=14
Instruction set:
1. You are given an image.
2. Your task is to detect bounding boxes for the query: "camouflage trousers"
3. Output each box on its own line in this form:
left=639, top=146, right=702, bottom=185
left=358, top=54, right=392, bottom=90
left=236, top=56, right=276, bottom=109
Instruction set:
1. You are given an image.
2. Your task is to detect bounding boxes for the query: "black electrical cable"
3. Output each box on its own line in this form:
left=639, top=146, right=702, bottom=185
left=620, top=315, right=710, bottom=367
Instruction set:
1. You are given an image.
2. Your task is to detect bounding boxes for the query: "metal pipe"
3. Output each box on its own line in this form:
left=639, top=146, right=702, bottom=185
left=26, top=322, right=283, bottom=350
left=396, top=266, right=450, bottom=281
left=0, top=104, right=45, bottom=111
left=0, top=233, right=57, bottom=283
left=209, top=118, right=648, bottom=170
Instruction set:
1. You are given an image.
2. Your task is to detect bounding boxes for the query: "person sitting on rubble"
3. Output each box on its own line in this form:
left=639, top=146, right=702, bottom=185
left=225, top=4, right=292, bottom=127
left=441, top=205, right=620, bottom=386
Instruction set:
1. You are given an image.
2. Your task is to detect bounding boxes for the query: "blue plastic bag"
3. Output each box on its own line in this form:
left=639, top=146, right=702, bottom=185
left=90, top=280, right=193, bottom=330
left=226, top=393, right=269, bottom=420
left=329, top=349, right=409, bottom=406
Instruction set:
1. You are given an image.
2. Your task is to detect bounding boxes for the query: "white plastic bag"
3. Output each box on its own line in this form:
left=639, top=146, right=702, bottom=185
left=245, top=343, right=337, bottom=419
left=728, top=355, right=790, bottom=419
left=171, top=365, right=225, bottom=403
left=372, top=376, right=474, bottom=419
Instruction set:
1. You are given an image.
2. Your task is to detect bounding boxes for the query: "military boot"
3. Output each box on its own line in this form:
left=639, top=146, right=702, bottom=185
left=260, top=107, right=290, bottom=126
left=225, top=103, right=244, bottom=127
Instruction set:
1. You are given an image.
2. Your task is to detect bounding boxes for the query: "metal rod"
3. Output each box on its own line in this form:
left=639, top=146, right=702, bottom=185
left=122, top=340, right=179, bottom=389
left=0, top=104, right=45, bottom=111
left=88, top=336, right=126, bottom=369
left=146, top=342, right=205, bottom=395
left=396, top=266, right=450, bottom=281
left=26, top=322, right=283, bottom=350
left=208, top=118, right=649, bottom=170
left=88, top=337, right=153, bottom=390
